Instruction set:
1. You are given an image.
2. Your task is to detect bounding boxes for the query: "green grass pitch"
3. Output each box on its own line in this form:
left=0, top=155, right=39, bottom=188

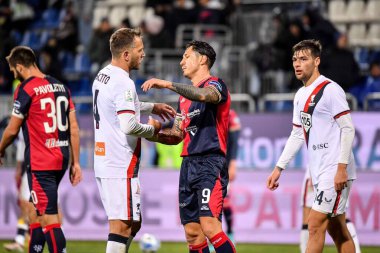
left=1, top=240, right=380, bottom=253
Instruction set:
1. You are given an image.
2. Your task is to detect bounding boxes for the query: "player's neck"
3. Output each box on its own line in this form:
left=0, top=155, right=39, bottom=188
left=191, top=69, right=211, bottom=86
left=22, top=67, right=45, bottom=80
left=111, top=59, right=130, bottom=74
left=303, top=71, right=320, bottom=87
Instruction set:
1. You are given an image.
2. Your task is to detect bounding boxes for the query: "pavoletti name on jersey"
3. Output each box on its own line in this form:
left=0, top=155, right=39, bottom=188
left=34, top=83, right=65, bottom=95
left=45, top=138, right=69, bottom=148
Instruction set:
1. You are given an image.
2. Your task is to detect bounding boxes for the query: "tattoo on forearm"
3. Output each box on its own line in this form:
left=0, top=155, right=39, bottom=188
left=156, top=114, right=184, bottom=145
left=171, top=82, right=221, bottom=103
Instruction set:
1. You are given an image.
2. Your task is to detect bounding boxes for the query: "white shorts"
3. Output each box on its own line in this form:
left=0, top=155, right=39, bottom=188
left=300, top=169, right=314, bottom=208
left=311, top=180, right=353, bottom=217
left=19, top=172, right=30, bottom=201
left=96, top=177, right=141, bottom=221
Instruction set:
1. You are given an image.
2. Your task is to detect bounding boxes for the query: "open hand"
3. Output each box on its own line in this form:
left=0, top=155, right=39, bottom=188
left=152, top=103, right=176, bottom=121
left=141, top=78, right=171, bottom=92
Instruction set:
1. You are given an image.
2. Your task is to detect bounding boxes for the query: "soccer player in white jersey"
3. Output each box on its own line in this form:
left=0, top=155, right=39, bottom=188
left=92, top=28, right=176, bottom=253
left=267, top=39, right=356, bottom=253
left=300, top=167, right=361, bottom=253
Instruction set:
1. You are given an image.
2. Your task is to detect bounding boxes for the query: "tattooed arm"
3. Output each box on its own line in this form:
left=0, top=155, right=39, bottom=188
left=147, top=113, right=184, bottom=145
left=141, top=78, right=221, bottom=104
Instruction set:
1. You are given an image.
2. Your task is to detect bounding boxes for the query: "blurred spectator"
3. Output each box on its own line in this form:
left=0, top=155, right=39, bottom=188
left=10, top=0, right=34, bottom=33
left=56, top=0, right=79, bottom=53
left=142, top=15, right=173, bottom=48
left=166, top=0, right=197, bottom=44
left=88, top=17, right=113, bottom=73
left=73, top=0, right=95, bottom=46
left=120, top=17, right=131, bottom=28
left=198, top=0, right=224, bottom=25
left=302, top=6, right=339, bottom=50
left=39, top=37, right=65, bottom=82
left=350, top=60, right=380, bottom=109
left=0, top=0, right=12, bottom=40
left=320, top=34, right=359, bottom=92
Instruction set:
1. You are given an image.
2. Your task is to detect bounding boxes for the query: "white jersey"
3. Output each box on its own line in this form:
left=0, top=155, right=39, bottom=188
left=293, top=75, right=356, bottom=188
left=92, top=64, right=141, bottom=178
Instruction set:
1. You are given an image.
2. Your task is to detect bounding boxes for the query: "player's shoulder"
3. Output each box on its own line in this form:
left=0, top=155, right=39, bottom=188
left=323, top=78, right=345, bottom=95
left=206, top=76, right=226, bottom=91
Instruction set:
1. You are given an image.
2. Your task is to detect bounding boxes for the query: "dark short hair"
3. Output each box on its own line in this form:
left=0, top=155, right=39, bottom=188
left=292, top=39, right=322, bottom=58
left=110, top=28, right=142, bottom=58
left=186, top=40, right=216, bottom=69
left=6, top=46, right=37, bottom=68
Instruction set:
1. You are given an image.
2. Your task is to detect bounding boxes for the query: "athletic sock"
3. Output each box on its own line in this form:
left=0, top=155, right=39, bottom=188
left=106, top=233, right=128, bottom=253
left=29, top=223, right=45, bottom=253
left=224, top=207, right=234, bottom=235
left=211, top=231, right=236, bottom=253
left=43, top=223, right=66, bottom=253
left=300, top=224, right=309, bottom=253
left=346, top=219, right=361, bottom=253
left=189, top=240, right=210, bottom=253
left=15, top=218, right=28, bottom=246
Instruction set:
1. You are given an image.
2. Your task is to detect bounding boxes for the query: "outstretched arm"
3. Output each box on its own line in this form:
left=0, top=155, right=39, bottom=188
left=141, top=78, right=221, bottom=104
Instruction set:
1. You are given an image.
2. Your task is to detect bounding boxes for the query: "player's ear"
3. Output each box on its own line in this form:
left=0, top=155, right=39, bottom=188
left=123, top=50, right=130, bottom=62
left=314, top=56, right=320, bottom=67
left=200, top=55, right=208, bottom=66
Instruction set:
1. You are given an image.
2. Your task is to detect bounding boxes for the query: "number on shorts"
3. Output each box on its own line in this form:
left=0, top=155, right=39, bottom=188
left=202, top=188, right=211, bottom=204
left=315, top=190, right=324, bottom=205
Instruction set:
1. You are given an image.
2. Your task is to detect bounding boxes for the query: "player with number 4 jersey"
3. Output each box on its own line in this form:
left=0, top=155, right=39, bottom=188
left=267, top=40, right=356, bottom=253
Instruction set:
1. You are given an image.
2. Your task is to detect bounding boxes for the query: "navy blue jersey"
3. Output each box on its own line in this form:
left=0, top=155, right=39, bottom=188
left=178, top=76, right=230, bottom=157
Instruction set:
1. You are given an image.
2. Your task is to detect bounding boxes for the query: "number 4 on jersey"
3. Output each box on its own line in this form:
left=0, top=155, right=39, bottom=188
left=94, top=89, right=100, bottom=129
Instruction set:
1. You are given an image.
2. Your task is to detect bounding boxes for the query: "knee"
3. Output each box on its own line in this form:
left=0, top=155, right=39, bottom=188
left=307, top=219, right=323, bottom=237
left=184, top=226, right=202, bottom=244
left=200, top=219, right=221, bottom=239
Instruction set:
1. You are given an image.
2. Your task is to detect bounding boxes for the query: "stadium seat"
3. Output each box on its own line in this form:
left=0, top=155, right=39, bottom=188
left=364, top=0, right=380, bottom=22
left=348, top=24, right=367, bottom=47
left=345, top=0, right=365, bottom=22
left=328, top=0, right=347, bottom=23
left=365, top=24, right=380, bottom=47
left=109, top=6, right=128, bottom=27
left=127, top=5, right=146, bottom=27
left=92, top=6, right=109, bottom=28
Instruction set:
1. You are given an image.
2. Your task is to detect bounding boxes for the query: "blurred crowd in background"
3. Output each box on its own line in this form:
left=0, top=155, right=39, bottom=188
left=0, top=0, right=379, bottom=111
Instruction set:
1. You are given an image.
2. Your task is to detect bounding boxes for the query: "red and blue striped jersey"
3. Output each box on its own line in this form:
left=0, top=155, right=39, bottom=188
left=12, top=76, right=75, bottom=171
left=178, top=76, right=230, bottom=157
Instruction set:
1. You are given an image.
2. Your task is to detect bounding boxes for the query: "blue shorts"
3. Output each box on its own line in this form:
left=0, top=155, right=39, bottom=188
left=179, top=154, right=229, bottom=225
left=27, top=170, right=66, bottom=216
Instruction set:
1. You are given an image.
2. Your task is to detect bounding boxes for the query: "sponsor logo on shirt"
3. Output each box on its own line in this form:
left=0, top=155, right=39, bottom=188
left=187, top=109, right=200, bottom=118
left=95, top=142, right=106, bottom=156
left=200, top=205, right=210, bottom=211
left=45, top=138, right=69, bottom=148
left=179, top=202, right=188, bottom=208
left=312, top=143, right=329, bottom=150
left=185, top=126, right=198, bottom=135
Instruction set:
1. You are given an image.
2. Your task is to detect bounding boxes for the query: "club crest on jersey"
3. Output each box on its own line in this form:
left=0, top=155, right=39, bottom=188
left=125, top=90, right=133, bottom=102
left=209, top=80, right=222, bottom=91
left=301, top=111, right=312, bottom=132
left=308, top=95, right=316, bottom=107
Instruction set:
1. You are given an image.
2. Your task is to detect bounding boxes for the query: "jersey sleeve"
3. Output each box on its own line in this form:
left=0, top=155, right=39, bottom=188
left=292, top=91, right=302, bottom=127
left=66, top=88, right=75, bottom=111
left=12, top=85, right=32, bottom=119
left=113, top=81, right=137, bottom=114
left=326, top=84, right=350, bottom=118
left=205, top=78, right=228, bottom=103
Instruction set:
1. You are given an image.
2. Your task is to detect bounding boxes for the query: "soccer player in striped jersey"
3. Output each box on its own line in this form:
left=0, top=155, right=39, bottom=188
left=92, top=28, right=176, bottom=253
left=0, top=46, right=82, bottom=253
left=267, top=40, right=356, bottom=253
left=142, top=41, right=236, bottom=253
